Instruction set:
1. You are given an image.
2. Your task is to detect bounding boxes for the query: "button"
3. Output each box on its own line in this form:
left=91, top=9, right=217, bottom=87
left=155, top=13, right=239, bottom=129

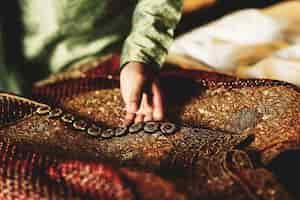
left=87, top=124, right=102, bottom=137
left=61, top=113, right=75, bottom=124
left=101, top=129, right=115, bottom=139
left=191, top=128, right=203, bottom=135
left=144, top=122, right=159, bottom=134
left=160, top=122, right=177, bottom=135
left=115, top=127, right=128, bottom=137
left=36, top=106, right=51, bottom=115
left=73, top=120, right=88, bottom=131
left=49, top=108, right=63, bottom=118
left=129, top=123, right=143, bottom=133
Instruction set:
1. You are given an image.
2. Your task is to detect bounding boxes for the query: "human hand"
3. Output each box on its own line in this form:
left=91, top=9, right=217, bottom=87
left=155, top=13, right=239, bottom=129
left=120, top=62, right=164, bottom=125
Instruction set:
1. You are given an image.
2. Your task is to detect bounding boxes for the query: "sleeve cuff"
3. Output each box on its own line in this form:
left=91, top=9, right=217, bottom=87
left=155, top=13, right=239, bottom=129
left=120, top=33, right=168, bottom=73
left=120, top=51, right=161, bottom=73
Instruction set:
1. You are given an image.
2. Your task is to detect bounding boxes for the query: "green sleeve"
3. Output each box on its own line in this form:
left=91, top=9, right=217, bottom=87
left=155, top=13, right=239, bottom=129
left=120, top=0, right=183, bottom=71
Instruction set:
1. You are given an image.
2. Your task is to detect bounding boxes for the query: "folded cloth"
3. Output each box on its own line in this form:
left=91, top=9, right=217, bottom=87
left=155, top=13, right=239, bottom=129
left=170, top=2, right=300, bottom=85
left=170, top=9, right=289, bottom=72
left=237, top=44, right=300, bottom=86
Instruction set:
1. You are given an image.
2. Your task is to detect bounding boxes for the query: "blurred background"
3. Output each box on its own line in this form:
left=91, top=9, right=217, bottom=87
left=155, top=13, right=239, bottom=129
left=1, top=0, right=299, bottom=94
left=170, top=0, right=300, bottom=87
left=180, top=0, right=285, bottom=34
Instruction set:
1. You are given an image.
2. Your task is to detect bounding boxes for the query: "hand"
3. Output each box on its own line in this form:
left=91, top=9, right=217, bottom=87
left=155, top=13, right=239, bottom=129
left=120, top=62, right=164, bottom=125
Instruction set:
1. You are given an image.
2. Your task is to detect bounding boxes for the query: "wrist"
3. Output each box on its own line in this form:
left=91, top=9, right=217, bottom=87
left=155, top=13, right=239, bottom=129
left=122, top=61, right=159, bottom=77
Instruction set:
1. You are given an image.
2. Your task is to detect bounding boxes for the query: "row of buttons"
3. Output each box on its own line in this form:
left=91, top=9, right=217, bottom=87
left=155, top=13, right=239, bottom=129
left=36, top=106, right=178, bottom=139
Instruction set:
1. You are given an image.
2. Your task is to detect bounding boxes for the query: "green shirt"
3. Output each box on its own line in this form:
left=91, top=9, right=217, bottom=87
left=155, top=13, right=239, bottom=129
left=0, top=0, right=182, bottom=93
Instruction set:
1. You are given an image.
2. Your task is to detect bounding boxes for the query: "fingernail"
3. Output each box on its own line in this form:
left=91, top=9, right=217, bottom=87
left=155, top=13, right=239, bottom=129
left=126, top=103, right=138, bottom=113
left=123, top=119, right=132, bottom=126
left=153, top=111, right=164, bottom=121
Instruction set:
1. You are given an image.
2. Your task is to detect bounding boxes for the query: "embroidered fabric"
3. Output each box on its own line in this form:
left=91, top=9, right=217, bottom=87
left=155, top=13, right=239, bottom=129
left=0, top=55, right=299, bottom=199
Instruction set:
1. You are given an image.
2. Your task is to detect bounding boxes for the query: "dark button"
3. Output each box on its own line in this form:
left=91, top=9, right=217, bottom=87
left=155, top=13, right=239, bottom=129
left=61, top=113, right=75, bottom=124
left=87, top=124, right=102, bottom=137
left=101, top=129, right=115, bottom=139
left=36, top=106, right=51, bottom=115
left=73, top=120, right=88, bottom=131
left=49, top=108, right=63, bottom=118
left=160, top=122, right=177, bottom=135
left=191, top=128, right=202, bottom=135
left=115, top=127, right=128, bottom=137
left=191, top=128, right=212, bottom=140
left=144, top=122, right=159, bottom=134
left=129, top=123, right=143, bottom=133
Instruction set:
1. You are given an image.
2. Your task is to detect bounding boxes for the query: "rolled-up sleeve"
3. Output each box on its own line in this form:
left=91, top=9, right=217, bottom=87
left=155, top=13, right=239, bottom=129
left=120, top=0, right=182, bottom=71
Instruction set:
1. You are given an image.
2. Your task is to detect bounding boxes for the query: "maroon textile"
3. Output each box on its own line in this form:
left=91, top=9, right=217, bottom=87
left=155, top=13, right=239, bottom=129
left=0, top=54, right=298, bottom=199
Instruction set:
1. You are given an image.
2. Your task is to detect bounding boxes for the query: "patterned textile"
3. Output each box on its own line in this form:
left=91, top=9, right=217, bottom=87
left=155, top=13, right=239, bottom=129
left=0, top=55, right=299, bottom=199
left=0, top=142, right=185, bottom=199
left=32, top=55, right=300, bottom=165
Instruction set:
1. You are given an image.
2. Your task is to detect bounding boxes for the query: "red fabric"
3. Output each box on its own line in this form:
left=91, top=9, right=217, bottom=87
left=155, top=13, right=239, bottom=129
left=6, top=54, right=297, bottom=199
left=48, top=161, right=134, bottom=200
left=0, top=141, right=184, bottom=200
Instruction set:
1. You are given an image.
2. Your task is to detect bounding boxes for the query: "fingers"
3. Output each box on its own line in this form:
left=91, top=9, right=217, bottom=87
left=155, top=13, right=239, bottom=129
left=134, top=113, right=144, bottom=123
left=120, top=69, right=145, bottom=125
left=133, top=80, right=164, bottom=123
left=152, top=79, right=164, bottom=121
left=119, top=62, right=164, bottom=124
left=139, top=93, right=153, bottom=122
left=124, top=112, right=136, bottom=126
left=121, top=74, right=144, bottom=114
left=122, top=80, right=164, bottom=125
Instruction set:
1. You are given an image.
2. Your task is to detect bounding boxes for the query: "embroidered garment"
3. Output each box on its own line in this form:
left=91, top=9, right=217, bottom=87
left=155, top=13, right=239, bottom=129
left=0, top=61, right=298, bottom=199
